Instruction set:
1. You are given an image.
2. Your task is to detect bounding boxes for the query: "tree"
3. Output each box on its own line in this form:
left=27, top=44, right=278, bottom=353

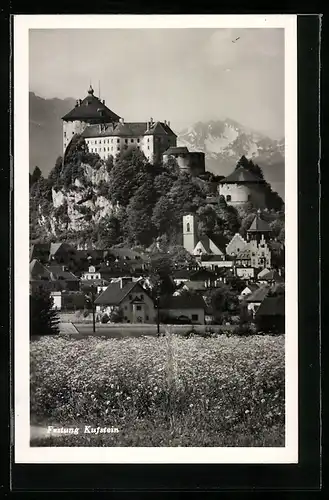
left=148, top=254, right=176, bottom=298
left=31, top=166, right=42, bottom=185
left=125, top=179, right=157, bottom=246
left=97, top=215, right=121, bottom=248
left=205, top=284, right=239, bottom=323
left=152, top=196, right=175, bottom=236
left=30, top=287, right=60, bottom=337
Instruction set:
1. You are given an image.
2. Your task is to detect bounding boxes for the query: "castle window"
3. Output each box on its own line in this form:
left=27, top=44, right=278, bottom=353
left=137, top=138, right=140, bottom=143
left=111, top=147, right=113, bottom=151
left=131, top=139, right=134, bottom=143
left=226, top=195, right=231, bottom=202
left=148, top=146, right=150, bottom=150
left=64, top=132, right=67, bottom=138
left=125, top=139, right=128, bottom=144
left=111, top=139, right=113, bottom=143
left=186, top=223, right=190, bottom=232
left=117, top=139, right=120, bottom=143
left=104, top=148, right=106, bottom=152
left=248, top=194, right=251, bottom=201
left=108, top=147, right=109, bottom=151
left=147, top=138, right=149, bottom=142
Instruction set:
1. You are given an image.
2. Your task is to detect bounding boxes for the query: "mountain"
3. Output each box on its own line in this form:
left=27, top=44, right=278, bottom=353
left=177, top=119, right=285, bottom=199
left=29, top=92, right=76, bottom=176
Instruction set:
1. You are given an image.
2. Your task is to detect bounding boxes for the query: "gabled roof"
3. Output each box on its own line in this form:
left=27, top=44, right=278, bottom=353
left=245, top=284, right=270, bottom=303
left=30, top=243, right=50, bottom=261
left=241, top=283, right=259, bottom=293
left=30, top=259, right=52, bottom=280
left=219, top=166, right=264, bottom=184
left=95, top=281, right=148, bottom=306
left=145, top=121, right=177, bottom=137
left=247, top=213, right=271, bottom=233
left=50, top=242, right=76, bottom=256
left=47, top=265, right=79, bottom=281
left=159, top=295, right=206, bottom=310
left=255, top=295, right=285, bottom=317
left=62, top=87, right=121, bottom=123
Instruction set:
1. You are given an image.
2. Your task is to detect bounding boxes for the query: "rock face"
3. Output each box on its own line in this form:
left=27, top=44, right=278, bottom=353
left=177, top=119, right=285, bottom=199
left=36, top=159, right=116, bottom=237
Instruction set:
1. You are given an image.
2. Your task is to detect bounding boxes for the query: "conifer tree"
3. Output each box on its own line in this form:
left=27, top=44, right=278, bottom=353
left=30, top=287, right=60, bottom=337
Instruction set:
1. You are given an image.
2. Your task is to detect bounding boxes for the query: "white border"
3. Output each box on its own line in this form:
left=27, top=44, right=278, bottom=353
left=14, top=14, right=298, bottom=464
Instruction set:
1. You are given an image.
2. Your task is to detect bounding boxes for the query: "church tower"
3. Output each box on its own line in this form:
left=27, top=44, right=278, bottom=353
left=183, top=214, right=198, bottom=254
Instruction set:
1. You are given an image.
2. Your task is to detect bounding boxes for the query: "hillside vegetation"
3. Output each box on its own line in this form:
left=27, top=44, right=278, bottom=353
left=30, top=135, right=284, bottom=251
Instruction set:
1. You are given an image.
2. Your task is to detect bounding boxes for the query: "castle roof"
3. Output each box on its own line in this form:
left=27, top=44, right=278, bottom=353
left=81, top=120, right=176, bottom=139
left=62, top=86, right=121, bottom=123
left=219, top=166, right=264, bottom=184
left=247, top=213, right=271, bottom=233
left=163, top=146, right=189, bottom=155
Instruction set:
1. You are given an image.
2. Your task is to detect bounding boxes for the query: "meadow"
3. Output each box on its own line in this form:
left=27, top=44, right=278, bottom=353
left=30, top=332, right=285, bottom=447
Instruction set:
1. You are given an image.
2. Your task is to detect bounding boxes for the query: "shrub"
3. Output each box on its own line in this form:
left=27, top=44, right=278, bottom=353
left=30, top=287, right=60, bottom=337
left=30, top=335, right=285, bottom=447
left=100, top=313, right=109, bottom=324
left=233, top=322, right=257, bottom=336
left=83, top=310, right=90, bottom=318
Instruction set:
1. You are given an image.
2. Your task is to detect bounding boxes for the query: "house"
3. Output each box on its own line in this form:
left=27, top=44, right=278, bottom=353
left=49, top=242, right=77, bottom=265
left=30, top=243, right=51, bottom=264
left=235, top=266, right=255, bottom=280
left=47, top=264, right=80, bottom=291
left=30, top=259, right=53, bottom=292
left=159, top=295, right=206, bottom=325
left=238, top=283, right=259, bottom=301
left=257, top=268, right=284, bottom=285
left=255, top=294, right=285, bottom=333
left=244, top=284, right=270, bottom=316
left=94, top=278, right=156, bottom=324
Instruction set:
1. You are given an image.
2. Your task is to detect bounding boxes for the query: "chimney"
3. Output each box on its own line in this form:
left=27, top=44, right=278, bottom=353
left=79, top=99, right=82, bottom=106
left=75, top=100, right=79, bottom=107
left=168, top=121, right=170, bottom=128
left=164, top=120, right=167, bottom=125
left=119, top=117, right=124, bottom=124
left=102, top=99, right=105, bottom=105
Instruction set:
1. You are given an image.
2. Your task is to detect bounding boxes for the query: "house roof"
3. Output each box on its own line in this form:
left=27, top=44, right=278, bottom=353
left=30, top=243, right=50, bottom=261
left=47, top=265, right=79, bottom=281
left=255, top=295, right=285, bottom=317
left=257, top=267, right=271, bottom=278
left=247, top=214, right=271, bottom=233
left=159, top=295, right=206, bottom=310
left=219, top=166, right=264, bottom=184
left=108, top=247, right=146, bottom=261
left=245, top=284, right=270, bottom=303
left=62, top=87, right=121, bottom=122
left=163, top=146, right=189, bottom=155
left=172, top=269, right=193, bottom=280
left=30, top=259, right=52, bottom=279
left=189, top=269, right=217, bottom=281
left=241, top=283, right=259, bottom=294
left=81, top=120, right=177, bottom=139
left=258, top=269, right=284, bottom=282
left=95, top=281, right=147, bottom=306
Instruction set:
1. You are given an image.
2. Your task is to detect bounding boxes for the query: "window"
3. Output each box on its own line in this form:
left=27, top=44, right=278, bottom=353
left=104, top=148, right=106, bottom=152
left=117, top=139, right=120, bottom=143
left=141, top=294, right=144, bottom=300
left=64, top=132, right=67, bottom=138
left=125, top=139, right=128, bottom=144
left=117, top=146, right=120, bottom=151
left=247, top=194, right=251, bottom=201
left=192, top=314, right=198, bottom=321
left=146, top=315, right=149, bottom=320
left=137, top=138, right=140, bottom=143
left=107, top=139, right=109, bottom=144
left=108, top=147, right=109, bottom=151
left=136, top=305, right=142, bottom=311
left=186, top=223, right=190, bottom=232
left=131, top=139, right=134, bottom=143
left=129, top=295, right=132, bottom=300
left=147, top=138, right=149, bottom=142
left=111, top=147, right=113, bottom=151
left=111, top=139, right=113, bottom=143
left=148, top=146, right=150, bottom=150
left=226, top=195, right=231, bottom=202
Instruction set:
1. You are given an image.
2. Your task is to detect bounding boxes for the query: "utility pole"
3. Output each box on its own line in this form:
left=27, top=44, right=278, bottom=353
left=91, top=286, right=96, bottom=334
left=156, top=281, right=161, bottom=337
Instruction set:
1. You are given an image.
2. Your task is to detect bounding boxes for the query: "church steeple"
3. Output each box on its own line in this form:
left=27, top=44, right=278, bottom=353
left=88, top=84, right=94, bottom=95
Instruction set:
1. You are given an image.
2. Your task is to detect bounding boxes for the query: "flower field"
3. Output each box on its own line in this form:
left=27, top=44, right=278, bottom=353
left=30, top=333, right=285, bottom=447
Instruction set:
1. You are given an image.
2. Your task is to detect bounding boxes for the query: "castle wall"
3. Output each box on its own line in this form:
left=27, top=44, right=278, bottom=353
left=63, top=120, right=89, bottom=153
left=218, top=182, right=266, bottom=208
left=163, top=151, right=205, bottom=176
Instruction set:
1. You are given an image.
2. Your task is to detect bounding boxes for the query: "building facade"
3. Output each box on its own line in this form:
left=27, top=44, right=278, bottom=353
left=163, top=147, right=205, bottom=176
left=62, top=86, right=177, bottom=164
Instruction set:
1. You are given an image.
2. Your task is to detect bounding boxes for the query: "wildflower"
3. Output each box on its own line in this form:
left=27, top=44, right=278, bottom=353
left=245, top=409, right=250, bottom=414
left=261, top=398, right=265, bottom=403
left=189, top=404, right=193, bottom=408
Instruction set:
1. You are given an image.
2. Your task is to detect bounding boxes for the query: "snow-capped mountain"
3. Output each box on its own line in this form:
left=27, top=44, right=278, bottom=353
left=177, top=119, right=285, bottom=199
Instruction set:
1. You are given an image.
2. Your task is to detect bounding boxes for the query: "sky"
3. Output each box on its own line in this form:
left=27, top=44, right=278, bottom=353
left=29, top=28, right=284, bottom=139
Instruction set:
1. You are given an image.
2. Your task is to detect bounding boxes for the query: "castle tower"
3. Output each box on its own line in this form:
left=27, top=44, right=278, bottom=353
left=183, top=214, right=198, bottom=254
left=247, top=209, right=271, bottom=244
left=61, top=85, right=121, bottom=155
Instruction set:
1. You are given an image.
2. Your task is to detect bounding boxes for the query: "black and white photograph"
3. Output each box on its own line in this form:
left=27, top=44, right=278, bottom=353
left=14, top=15, right=298, bottom=463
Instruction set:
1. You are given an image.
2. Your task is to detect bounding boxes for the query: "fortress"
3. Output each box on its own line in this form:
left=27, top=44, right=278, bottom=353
left=62, top=85, right=204, bottom=173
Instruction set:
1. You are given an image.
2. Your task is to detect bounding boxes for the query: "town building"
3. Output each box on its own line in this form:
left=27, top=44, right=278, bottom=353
left=182, top=214, right=226, bottom=258
left=159, top=295, right=206, bottom=325
left=62, top=85, right=177, bottom=164
left=218, top=166, right=266, bottom=208
left=94, top=278, right=156, bottom=324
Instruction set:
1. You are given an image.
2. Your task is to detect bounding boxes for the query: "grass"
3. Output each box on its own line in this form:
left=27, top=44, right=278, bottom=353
left=30, top=332, right=285, bottom=447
